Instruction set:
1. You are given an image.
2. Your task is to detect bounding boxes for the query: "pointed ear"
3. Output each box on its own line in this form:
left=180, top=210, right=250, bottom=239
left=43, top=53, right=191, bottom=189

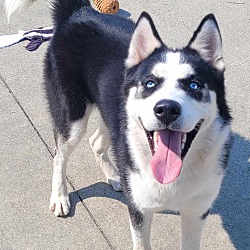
left=188, top=14, right=224, bottom=71
left=125, top=12, right=163, bottom=68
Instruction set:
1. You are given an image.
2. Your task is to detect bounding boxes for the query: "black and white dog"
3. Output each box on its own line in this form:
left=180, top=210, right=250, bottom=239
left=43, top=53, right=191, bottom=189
left=7, top=0, right=232, bottom=249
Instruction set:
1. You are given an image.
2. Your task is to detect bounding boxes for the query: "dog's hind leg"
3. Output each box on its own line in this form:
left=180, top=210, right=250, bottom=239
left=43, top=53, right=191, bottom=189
left=49, top=105, right=93, bottom=217
left=89, top=115, right=122, bottom=191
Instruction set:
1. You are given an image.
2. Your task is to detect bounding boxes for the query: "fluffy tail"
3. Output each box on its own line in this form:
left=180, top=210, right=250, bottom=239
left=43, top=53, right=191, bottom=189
left=5, top=0, right=91, bottom=23
left=5, top=0, right=35, bottom=20
left=51, top=0, right=90, bottom=25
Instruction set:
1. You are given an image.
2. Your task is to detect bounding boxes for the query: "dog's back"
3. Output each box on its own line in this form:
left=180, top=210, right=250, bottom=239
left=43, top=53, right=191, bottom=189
left=44, top=0, right=134, bottom=136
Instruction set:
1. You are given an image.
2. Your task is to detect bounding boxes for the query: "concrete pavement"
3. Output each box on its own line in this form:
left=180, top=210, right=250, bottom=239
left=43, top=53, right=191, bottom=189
left=0, top=0, right=249, bottom=249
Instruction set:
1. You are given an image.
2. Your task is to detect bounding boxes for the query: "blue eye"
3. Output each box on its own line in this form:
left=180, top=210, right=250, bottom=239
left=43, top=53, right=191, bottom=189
left=145, top=81, right=156, bottom=88
left=189, top=82, right=199, bottom=90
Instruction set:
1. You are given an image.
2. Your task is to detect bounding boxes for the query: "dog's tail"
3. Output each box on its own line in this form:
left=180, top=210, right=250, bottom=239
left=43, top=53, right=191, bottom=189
left=5, top=0, right=35, bottom=20
left=51, top=0, right=91, bottom=26
left=5, top=0, right=91, bottom=23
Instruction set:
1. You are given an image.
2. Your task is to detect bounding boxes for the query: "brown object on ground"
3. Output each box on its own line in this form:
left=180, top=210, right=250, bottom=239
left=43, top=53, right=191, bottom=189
left=93, top=0, right=119, bottom=14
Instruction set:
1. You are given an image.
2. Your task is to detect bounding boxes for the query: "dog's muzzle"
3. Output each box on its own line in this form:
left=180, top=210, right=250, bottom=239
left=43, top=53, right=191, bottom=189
left=141, top=114, right=204, bottom=185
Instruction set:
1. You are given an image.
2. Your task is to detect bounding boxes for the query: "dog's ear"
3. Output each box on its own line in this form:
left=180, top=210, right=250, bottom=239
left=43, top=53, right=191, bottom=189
left=125, top=12, right=163, bottom=68
left=188, top=14, right=224, bottom=71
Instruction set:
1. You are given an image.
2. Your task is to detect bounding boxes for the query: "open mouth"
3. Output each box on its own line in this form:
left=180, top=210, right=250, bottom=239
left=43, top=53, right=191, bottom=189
left=143, top=120, right=203, bottom=184
left=145, top=120, right=203, bottom=158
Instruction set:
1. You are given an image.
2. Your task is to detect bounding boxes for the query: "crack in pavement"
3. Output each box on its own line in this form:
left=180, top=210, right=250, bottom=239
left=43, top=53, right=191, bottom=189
left=0, top=73, right=114, bottom=249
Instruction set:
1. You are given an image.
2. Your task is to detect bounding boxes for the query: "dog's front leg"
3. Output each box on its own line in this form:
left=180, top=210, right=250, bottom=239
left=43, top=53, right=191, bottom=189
left=128, top=205, right=153, bottom=250
left=49, top=145, right=71, bottom=217
left=180, top=208, right=209, bottom=250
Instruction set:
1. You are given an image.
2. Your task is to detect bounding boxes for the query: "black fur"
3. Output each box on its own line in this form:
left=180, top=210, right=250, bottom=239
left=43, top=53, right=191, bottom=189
left=201, top=208, right=210, bottom=220
left=44, top=2, right=232, bottom=247
left=51, top=0, right=90, bottom=25
left=134, top=11, right=163, bottom=46
left=128, top=203, right=144, bottom=229
left=125, top=47, right=167, bottom=99
left=220, top=135, right=233, bottom=170
left=186, top=14, right=232, bottom=124
left=181, top=47, right=231, bottom=124
left=44, top=0, right=134, bottom=138
left=188, top=14, right=221, bottom=48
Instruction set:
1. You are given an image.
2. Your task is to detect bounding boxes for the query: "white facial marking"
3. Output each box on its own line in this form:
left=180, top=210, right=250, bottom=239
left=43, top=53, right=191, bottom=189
left=126, top=51, right=218, bottom=134
left=127, top=52, right=198, bottom=132
left=152, top=52, right=194, bottom=80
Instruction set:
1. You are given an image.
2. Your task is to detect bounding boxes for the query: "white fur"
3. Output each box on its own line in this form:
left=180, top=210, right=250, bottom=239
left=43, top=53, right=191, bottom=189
left=152, top=53, right=194, bottom=80
left=50, top=105, right=123, bottom=216
left=127, top=52, right=216, bottom=134
left=189, top=19, right=224, bottom=71
left=89, top=113, right=122, bottom=191
left=9, top=3, right=229, bottom=247
left=125, top=51, right=230, bottom=249
left=49, top=106, right=93, bottom=216
left=125, top=16, right=161, bottom=68
left=127, top=119, right=230, bottom=211
left=5, top=0, right=34, bottom=20
left=181, top=211, right=207, bottom=250
left=130, top=212, right=153, bottom=250
left=127, top=98, right=230, bottom=249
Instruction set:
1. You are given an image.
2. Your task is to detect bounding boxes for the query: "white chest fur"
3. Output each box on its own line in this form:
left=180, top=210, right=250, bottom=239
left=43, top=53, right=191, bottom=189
left=127, top=120, right=230, bottom=213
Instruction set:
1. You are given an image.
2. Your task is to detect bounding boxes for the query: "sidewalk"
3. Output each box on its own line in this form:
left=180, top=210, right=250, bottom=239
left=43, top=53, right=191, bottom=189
left=0, top=1, right=249, bottom=249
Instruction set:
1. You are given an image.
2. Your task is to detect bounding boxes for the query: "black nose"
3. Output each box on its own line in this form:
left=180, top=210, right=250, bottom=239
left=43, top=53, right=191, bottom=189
left=154, top=100, right=181, bottom=125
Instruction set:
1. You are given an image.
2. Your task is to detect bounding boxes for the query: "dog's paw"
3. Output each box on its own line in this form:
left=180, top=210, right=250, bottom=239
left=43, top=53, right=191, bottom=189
left=108, top=179, right=123, bottom=192
left=49, top=195, right=70, bottom=217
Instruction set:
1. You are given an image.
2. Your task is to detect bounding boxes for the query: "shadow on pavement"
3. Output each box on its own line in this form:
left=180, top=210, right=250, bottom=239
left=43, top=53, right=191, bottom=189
left=68, top=182, right=127, bottom=218
left=69, top=132, right=250, bottom=249
left=212, top=132, right=250, bottom=250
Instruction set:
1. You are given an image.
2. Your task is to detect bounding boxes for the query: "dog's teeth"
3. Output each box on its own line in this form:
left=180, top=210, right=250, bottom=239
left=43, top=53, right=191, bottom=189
left=181, top=134, right=186, bottom=150
left=154, top=132, right=159, bottom=150
left=182, top=134, right=187, bottom=144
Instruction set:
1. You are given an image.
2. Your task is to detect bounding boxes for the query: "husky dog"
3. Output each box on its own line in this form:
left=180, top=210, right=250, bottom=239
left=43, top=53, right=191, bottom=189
left=8, top=0, right=232, bottom=249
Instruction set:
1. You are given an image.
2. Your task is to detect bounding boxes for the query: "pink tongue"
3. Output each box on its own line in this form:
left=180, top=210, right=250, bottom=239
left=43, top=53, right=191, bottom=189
left=150, top=130, right=183, bottom=184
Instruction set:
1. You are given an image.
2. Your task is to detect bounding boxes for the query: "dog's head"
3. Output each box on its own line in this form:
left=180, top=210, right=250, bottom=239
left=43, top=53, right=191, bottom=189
left=124, top=13, right=231, bottom=184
